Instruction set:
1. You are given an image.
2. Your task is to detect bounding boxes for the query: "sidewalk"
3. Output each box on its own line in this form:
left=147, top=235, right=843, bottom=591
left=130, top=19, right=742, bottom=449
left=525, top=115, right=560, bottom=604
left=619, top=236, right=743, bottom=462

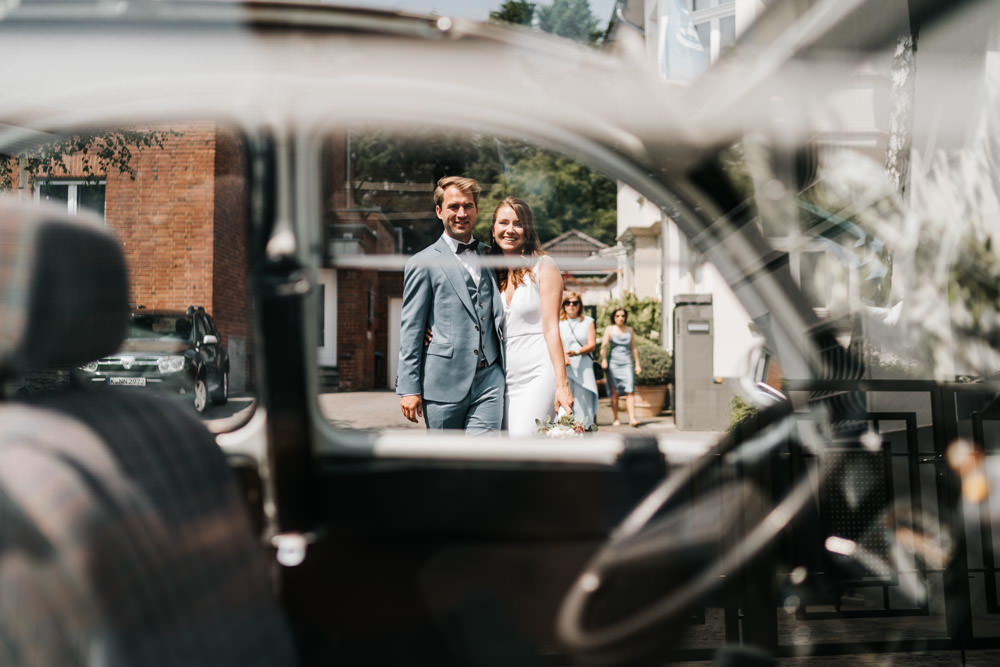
left=318, top=390, right=723, bottom=461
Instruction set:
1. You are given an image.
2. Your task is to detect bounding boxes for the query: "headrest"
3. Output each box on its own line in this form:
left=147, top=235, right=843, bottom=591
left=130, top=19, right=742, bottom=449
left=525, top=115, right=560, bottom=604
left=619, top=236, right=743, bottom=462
left=0, top=196, right=129, bottom=380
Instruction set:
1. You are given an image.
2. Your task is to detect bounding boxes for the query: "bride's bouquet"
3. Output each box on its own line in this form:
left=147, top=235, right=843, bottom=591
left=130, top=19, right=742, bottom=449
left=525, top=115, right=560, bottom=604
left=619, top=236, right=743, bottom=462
left=536, top=412, right=598, bottom=438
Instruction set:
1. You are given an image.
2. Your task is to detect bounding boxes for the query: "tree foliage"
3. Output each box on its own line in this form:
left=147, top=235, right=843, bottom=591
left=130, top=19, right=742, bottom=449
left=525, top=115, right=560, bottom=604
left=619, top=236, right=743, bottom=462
left=536, top=0, right=602, bottom=44
left=473, top=148, right=616, bottom=244
left=350, top=129, right=496, bottom=191
left=0, top=129, right=180, bottom=191
left=490, top=0, right=535, bottom=26
left=349, top=128, right=617, bottom=247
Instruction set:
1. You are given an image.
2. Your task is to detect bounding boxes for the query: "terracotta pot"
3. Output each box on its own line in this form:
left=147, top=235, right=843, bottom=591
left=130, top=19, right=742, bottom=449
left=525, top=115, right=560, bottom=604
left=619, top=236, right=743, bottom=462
left=632, top=384, right=669, bottom=417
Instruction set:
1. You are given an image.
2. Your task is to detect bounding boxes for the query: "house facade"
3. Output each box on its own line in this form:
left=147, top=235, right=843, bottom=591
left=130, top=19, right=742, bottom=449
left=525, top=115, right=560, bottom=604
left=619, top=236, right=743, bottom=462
left=605, top=0, right=921, bottom=429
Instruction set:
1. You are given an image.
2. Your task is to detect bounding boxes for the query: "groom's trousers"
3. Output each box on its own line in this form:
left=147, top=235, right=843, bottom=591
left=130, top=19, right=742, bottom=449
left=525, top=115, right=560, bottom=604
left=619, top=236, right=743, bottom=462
left=423, top=361, right=504, bottom=434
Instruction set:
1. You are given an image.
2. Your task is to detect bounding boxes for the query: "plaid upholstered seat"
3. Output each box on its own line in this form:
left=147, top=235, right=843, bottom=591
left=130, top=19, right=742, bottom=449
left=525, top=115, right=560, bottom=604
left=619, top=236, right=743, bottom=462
left=0, top=198, right=296, bottom=665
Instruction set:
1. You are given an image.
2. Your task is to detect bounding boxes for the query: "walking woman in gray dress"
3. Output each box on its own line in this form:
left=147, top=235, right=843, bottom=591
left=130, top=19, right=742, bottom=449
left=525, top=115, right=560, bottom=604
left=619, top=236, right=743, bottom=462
left=600, top=307, right=642, bottom=426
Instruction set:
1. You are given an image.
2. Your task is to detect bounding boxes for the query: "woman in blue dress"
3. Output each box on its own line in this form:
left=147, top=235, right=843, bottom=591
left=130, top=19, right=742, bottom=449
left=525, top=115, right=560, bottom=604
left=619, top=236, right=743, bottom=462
left=600, top=308, right=642, bottom=427
left=559, top=292, right=599, bottom=428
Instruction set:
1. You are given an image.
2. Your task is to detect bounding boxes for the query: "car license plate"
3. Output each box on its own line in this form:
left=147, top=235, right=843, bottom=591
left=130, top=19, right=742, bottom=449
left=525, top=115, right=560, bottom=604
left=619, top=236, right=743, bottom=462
left=108, top=377, right=146, bottom=386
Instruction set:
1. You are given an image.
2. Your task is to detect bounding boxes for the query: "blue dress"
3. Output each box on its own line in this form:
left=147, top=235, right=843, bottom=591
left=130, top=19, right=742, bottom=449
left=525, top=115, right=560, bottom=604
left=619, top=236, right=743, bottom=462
left=606, top=327, right=635, bottom=394
left=560, top=316, right=599, bottom=427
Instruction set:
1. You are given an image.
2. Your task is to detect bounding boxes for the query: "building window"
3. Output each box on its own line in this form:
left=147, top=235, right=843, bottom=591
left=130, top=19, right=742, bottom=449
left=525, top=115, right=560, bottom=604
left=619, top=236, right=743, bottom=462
left=35, top=179, right=106, bottom=218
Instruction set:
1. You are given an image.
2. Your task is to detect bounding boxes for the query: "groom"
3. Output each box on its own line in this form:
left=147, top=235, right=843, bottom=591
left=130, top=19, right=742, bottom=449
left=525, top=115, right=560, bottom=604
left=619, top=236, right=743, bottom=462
left=397, top=176, right=505, bottom=432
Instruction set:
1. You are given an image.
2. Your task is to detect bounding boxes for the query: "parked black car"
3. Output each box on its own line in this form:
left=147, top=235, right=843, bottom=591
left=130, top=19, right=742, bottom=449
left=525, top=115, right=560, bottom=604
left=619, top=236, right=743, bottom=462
left=74, top=306, right=229, bottom=413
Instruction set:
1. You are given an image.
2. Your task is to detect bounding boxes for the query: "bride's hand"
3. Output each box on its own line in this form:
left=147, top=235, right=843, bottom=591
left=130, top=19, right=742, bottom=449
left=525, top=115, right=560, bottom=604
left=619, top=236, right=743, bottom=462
left=555, top=385, right=574, bottom=414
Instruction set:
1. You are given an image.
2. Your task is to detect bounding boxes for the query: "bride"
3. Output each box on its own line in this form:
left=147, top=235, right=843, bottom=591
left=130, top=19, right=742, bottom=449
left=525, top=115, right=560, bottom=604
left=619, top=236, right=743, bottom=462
left=489, top=197, right=573, bottom=435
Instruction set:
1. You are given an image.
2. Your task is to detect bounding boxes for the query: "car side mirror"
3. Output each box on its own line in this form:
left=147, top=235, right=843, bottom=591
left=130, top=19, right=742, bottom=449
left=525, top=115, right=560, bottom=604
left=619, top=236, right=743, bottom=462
left=202, top=334, right=218, bottom=346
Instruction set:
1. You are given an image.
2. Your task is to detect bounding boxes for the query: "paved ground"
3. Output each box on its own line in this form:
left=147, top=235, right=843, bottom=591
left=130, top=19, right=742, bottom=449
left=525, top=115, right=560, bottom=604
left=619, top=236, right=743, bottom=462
left=314, top=389, right=724, bottom=460
left=315, top=388, right=705, bottom=432
left=202, top=389, right=724, bottom=459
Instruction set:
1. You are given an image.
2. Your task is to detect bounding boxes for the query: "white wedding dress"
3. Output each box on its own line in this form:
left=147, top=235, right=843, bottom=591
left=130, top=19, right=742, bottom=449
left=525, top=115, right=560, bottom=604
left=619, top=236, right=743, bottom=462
left=503, top=266, right=556, bottom=436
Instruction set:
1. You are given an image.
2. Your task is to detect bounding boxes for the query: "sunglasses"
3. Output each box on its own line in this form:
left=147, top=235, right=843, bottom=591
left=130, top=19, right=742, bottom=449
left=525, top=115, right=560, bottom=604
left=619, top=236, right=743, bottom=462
left=563, top=300, right=580, bottom=306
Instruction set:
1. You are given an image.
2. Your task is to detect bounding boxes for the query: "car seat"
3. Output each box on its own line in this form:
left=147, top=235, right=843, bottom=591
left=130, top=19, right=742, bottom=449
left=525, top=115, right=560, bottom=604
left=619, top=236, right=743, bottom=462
left=0, top=198, right=296, bottom=665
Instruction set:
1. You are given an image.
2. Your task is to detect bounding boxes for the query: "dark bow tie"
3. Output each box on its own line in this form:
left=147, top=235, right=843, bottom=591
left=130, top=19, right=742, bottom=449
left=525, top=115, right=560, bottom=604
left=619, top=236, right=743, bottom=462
left=456, top=240, right=479, bottom=255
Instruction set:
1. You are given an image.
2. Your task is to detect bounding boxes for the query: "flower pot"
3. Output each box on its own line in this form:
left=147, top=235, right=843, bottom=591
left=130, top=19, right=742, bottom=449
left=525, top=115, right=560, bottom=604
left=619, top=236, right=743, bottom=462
left=633, top=384, right=669, bottom=418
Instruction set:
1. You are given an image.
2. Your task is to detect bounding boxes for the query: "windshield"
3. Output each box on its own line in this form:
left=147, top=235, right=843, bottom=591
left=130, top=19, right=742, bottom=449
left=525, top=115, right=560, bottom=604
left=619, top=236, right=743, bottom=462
left=128, top=314, right=192, bottom=341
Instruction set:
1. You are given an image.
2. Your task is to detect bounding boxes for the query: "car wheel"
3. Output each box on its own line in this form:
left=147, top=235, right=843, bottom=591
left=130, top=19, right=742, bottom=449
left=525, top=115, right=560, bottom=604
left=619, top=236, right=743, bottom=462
left=193, top=378, right=208, bottom=413
left=213, top=371, right=229, bottom=406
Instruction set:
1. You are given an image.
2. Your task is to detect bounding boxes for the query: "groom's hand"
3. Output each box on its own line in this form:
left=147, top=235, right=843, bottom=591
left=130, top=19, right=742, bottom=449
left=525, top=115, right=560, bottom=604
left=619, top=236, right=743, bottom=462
left=401, top=394, right=423, bottom=423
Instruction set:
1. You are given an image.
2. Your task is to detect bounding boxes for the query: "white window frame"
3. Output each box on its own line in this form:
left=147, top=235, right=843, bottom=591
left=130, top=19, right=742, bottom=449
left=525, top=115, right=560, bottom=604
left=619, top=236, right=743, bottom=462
left=33, top=178, right=106, bottom=217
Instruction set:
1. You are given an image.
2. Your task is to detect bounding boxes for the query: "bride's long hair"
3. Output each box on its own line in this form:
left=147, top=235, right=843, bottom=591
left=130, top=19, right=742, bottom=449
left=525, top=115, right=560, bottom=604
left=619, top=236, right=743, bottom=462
left=488, top=196, right=543, bottom=291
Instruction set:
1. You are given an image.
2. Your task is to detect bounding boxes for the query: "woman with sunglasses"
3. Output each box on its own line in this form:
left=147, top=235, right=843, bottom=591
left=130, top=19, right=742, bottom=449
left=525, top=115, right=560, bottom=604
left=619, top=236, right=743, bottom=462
left=559, top=292, right=599, bottom=428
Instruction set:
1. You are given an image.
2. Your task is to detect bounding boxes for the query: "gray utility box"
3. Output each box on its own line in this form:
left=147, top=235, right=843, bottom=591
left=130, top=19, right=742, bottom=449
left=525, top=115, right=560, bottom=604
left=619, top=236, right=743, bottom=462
left=673, top=294, right=723, bottom=430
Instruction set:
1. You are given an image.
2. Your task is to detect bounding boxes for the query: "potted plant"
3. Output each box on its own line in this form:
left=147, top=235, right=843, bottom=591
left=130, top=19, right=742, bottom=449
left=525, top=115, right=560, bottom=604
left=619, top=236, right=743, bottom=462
left=632, top=335, right=674, bottom=417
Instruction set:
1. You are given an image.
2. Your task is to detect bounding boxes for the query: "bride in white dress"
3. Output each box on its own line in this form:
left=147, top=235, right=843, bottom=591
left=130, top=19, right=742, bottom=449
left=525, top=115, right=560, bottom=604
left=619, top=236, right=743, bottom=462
left=488, top=197, right=573, bottom=435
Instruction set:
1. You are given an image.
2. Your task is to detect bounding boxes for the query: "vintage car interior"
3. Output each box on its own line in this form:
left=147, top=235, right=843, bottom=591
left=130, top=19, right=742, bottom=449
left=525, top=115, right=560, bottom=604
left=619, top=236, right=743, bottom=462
left=1, top=0, right=999, bottom=665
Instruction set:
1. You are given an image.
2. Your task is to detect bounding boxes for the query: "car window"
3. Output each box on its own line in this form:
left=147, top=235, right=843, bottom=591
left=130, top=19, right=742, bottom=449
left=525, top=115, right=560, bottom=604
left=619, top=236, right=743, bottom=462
left=3, top=123, right=256, bottom=431
left=312, top=124, right=753, bottom=439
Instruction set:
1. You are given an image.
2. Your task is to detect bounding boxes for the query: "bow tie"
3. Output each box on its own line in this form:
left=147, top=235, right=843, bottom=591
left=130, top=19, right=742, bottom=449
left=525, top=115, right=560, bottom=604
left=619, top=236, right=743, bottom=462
left=456, top=240, right=479, bottom=255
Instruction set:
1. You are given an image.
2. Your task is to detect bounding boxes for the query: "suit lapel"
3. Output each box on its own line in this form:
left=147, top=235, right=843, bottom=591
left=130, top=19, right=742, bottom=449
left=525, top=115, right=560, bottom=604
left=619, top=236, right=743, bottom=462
left=435, top=236, right=476, bottom=318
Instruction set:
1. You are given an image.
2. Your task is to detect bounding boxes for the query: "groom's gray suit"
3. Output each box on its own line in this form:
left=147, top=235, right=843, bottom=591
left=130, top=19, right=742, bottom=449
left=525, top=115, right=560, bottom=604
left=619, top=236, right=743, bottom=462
left=396, top=235, right=506, bottom=432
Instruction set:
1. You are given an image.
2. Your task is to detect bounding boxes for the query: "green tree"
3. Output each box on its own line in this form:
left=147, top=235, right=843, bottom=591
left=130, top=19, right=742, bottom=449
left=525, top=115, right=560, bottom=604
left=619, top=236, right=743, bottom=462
left=490, top=0, right=535, bottom=26
left=349, top=129, right=617, bottom=247
left=536, top=0, right=602, bottom=44
left=349, top=129, right=497, bottom=194
left=474, top=147, right=616, bottom=245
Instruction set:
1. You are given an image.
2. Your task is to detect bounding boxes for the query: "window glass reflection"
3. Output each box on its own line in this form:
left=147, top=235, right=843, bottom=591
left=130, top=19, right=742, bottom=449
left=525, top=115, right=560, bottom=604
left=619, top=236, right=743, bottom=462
left=317, top=129, right=665, bottom=434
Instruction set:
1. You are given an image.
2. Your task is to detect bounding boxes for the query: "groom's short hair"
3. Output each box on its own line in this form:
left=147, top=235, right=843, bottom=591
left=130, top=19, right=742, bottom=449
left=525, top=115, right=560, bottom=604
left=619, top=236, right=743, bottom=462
left=434, top=176, right=481, bottom=207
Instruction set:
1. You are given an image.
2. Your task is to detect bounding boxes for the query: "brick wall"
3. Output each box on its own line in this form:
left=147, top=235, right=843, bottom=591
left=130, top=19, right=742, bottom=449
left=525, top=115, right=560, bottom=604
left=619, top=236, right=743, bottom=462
left=336, top=268, right=377, bottom=391
left=211, top=129, right=252, bottom=388
left=106, top=123, right=217, bottom=312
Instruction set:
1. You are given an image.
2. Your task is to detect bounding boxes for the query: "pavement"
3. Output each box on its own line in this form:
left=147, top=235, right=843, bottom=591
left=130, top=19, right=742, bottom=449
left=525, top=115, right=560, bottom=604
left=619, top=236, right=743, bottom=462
left=201, top=389, right=724, bottom=462
left=315, top=390, right=724, bottom=461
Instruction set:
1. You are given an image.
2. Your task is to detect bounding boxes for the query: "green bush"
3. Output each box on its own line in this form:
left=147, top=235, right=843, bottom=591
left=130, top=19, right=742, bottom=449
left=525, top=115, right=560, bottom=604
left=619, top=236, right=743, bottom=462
left=727, top=395, right=759, bottom=431
left=597, top=292, right=662, bottom=341
left=634, top=335, right=673, bottom=386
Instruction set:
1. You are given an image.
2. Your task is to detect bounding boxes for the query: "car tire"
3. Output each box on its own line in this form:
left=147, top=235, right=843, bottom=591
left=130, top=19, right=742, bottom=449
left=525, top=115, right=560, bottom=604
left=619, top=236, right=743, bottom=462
left=193, top=377, right=208, bottom=413
left=213, top=371, right=229, bottom=406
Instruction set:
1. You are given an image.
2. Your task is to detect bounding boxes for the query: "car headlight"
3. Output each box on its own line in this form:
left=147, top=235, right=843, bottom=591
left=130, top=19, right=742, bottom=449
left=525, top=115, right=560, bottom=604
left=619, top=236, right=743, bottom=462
left=80, top=361, right=99, bottom=373
left=157, top=356, right=186, bottom=373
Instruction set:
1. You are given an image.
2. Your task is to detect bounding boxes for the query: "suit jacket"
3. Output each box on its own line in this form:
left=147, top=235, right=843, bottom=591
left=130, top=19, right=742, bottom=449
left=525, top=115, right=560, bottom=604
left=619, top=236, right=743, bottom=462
left=396, top=235, right=505, bottom=403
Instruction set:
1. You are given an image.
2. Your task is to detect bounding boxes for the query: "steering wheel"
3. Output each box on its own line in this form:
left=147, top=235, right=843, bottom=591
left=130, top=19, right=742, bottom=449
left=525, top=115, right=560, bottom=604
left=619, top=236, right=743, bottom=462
left=556, top=401, right=832, bottom=665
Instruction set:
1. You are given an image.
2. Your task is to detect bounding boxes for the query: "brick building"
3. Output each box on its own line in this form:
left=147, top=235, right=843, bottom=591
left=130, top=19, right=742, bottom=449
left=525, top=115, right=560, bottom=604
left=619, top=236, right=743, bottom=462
left=9, top=123, right=253, bottom=390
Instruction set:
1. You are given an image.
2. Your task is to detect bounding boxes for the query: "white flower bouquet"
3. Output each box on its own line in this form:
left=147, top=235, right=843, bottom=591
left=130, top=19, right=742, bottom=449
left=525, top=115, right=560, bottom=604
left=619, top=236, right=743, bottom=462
left=535, top=412, right=597, bottom=438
